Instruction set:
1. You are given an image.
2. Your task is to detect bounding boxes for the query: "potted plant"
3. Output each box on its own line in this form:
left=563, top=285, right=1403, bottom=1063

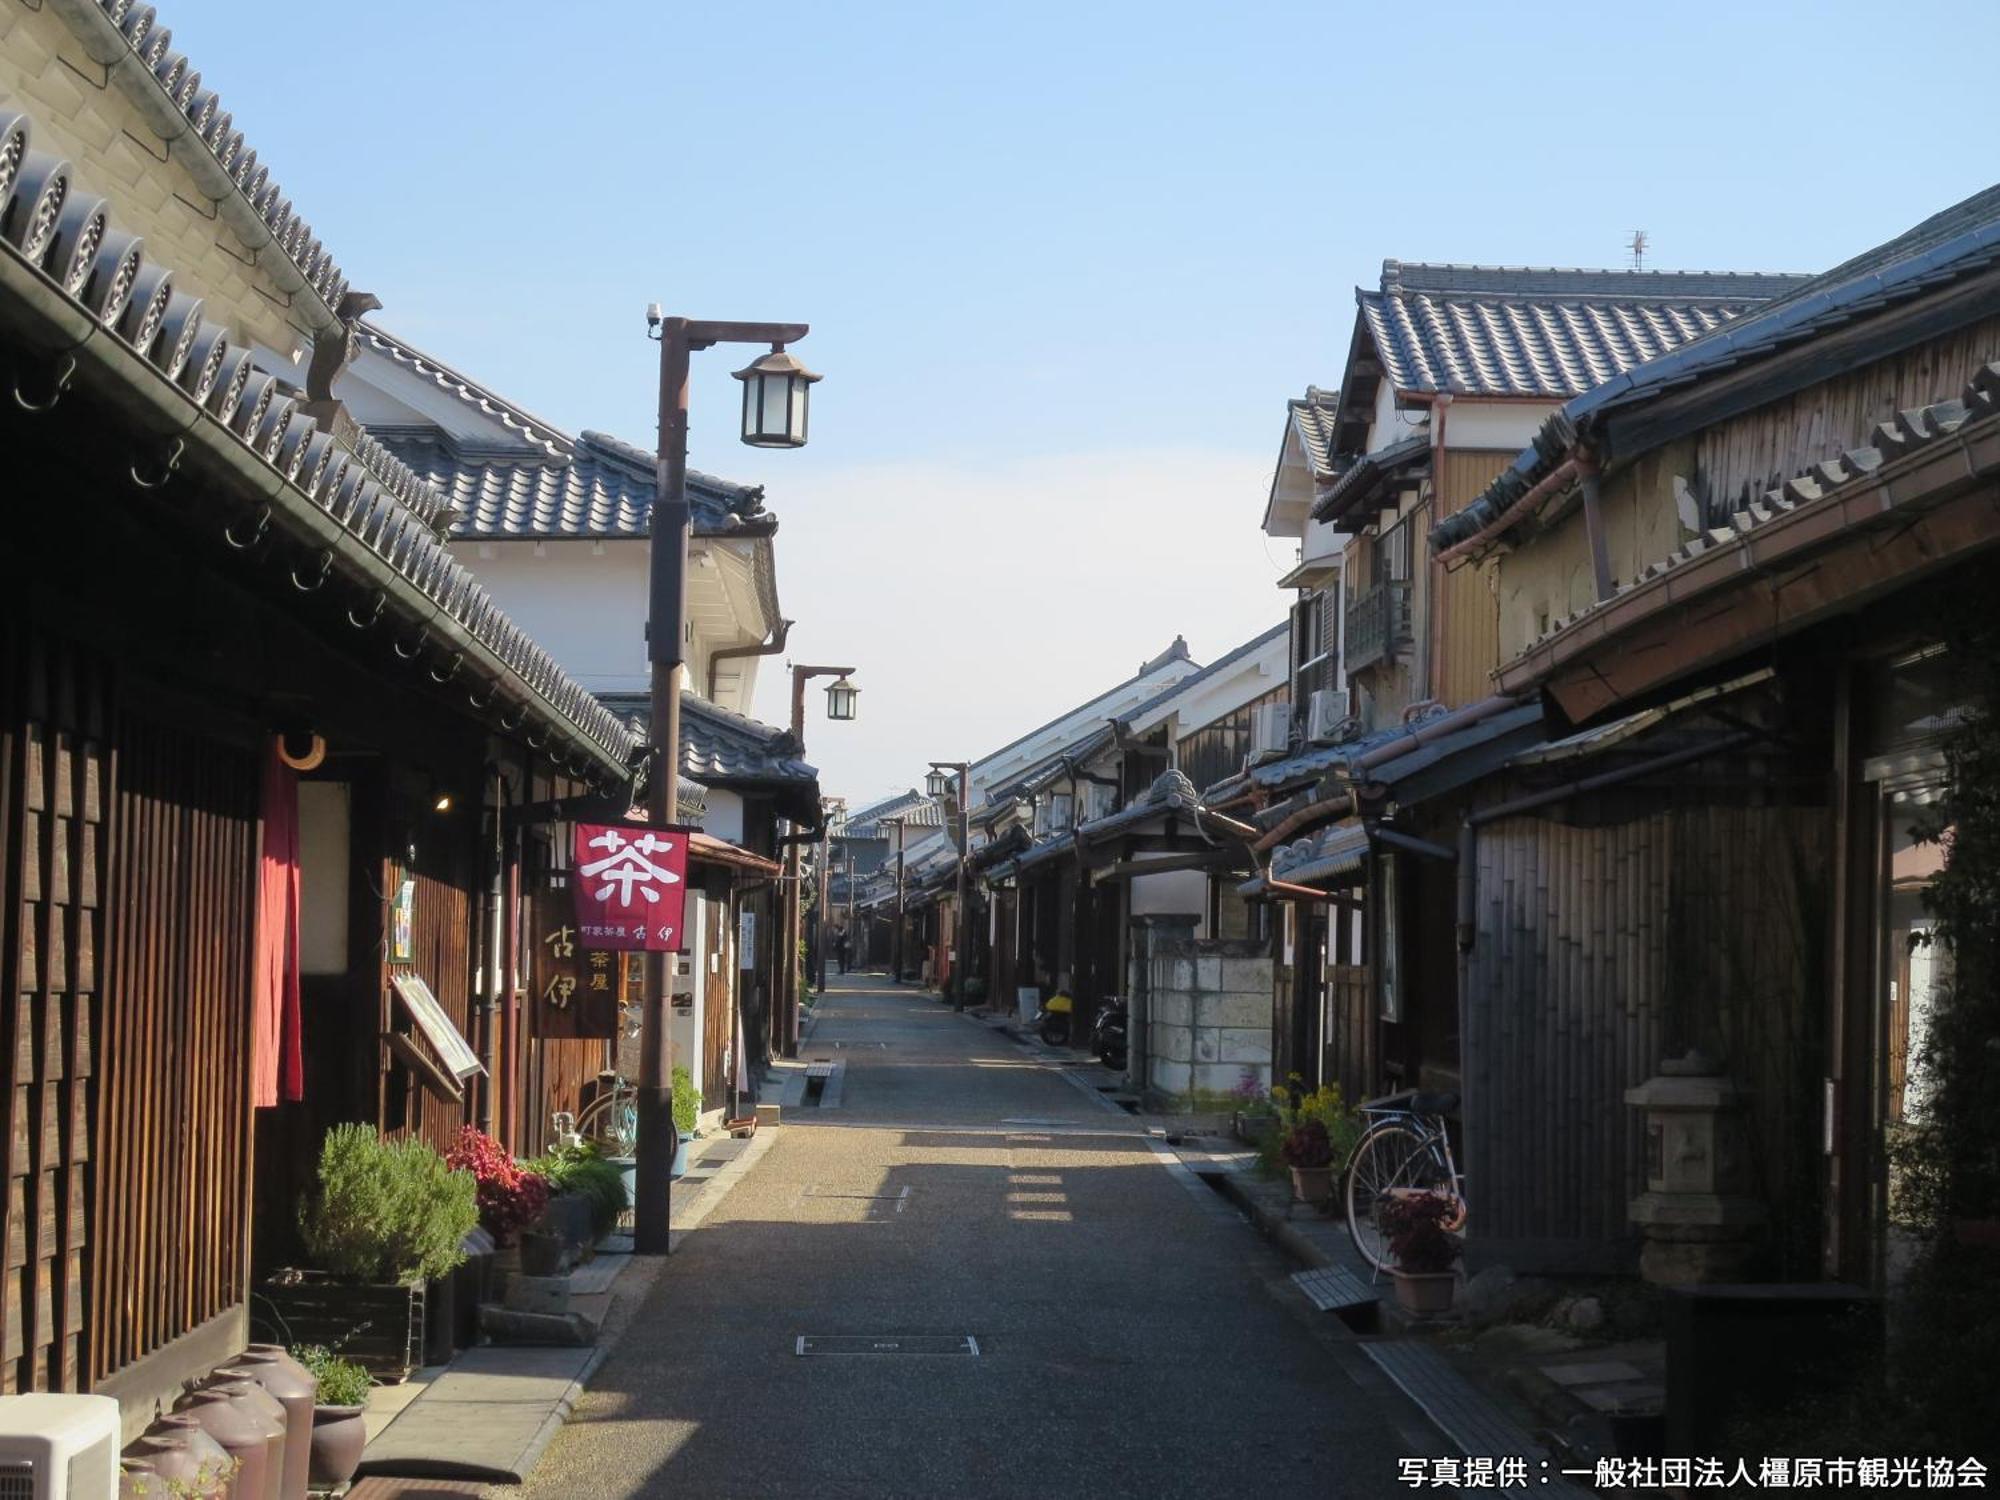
left=671, top=1065, right=699, bottom=1179
left=1378, top=1189, right=1463, bottom=1314
left=1232, top=1070, right=1279, bottom=1146
left=527, top=1140, right=631, bottom=1245
left=447, top=1125, right=555, bottom=1275
left=293, top=1343, right=372, bottom=1491
left=1280, top=1119, right=1336, bottom=1207
left=263, top=1125, right=478, bottom=1378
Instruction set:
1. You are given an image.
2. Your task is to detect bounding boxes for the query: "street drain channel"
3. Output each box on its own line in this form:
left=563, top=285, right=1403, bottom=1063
left=796, top=1335, right=979, bottom=1356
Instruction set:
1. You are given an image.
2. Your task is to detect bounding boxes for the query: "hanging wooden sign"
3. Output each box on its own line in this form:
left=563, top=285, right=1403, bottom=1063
left=533, top=887, right=618, bottom=1039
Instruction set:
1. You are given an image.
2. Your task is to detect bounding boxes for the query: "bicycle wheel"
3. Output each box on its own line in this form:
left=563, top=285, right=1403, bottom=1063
left=1345, top=1123, right=1454, bottom=1272
left=610, top=1095, right=638, bottom=1157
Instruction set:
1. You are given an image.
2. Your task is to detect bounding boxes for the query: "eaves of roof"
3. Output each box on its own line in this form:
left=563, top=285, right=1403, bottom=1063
left=973, top=637, right=1194, bottom=773
left=1257, top=819, right=1369, bottom=891
left=1073, top=770, right=1200, bottom=844
left=52, top=0, right=349, bottom=333
left=1497, top=374, right=2000, bottom=714
left=1434, top=186, right=2000, bottom=558
left=1311, top=433, right=1431, bottom=529
left=0, top=110, right=637, bottom=784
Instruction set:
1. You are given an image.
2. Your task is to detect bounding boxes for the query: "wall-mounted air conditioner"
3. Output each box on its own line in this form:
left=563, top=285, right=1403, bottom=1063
left=1307, top=689, right=1352, bottom=745
left=0, top=1394, right=121, bottom=1499
left=1248, top=702, right=1292, bottom=764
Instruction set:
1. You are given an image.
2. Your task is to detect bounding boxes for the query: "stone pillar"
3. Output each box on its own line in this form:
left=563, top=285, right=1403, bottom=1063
left=1626, top=1052, right=1766, bottom=1284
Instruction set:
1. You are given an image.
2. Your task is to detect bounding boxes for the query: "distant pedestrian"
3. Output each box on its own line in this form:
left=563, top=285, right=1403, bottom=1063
left=835, top=931, right=851, bottom=974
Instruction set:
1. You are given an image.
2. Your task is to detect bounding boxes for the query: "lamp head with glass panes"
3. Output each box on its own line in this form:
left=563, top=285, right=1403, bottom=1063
left=733, top=346, right=822, bottom=448
left=824, top=676, right=859, bottom=722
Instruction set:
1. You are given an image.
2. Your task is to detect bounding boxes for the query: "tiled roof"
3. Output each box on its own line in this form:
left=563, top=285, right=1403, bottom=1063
left=1287, top=387, right=1342, bottom=474
left=1360, top=260, right=1805, bottom=400
left=832, top=791, right=945, bottom=839
left=1117, top=621, right=1290, bottom=734
left=597, top=691, right=816, bottom=790
left=1437, top=186, right=2000, bottom=557
left=1313, top=433, right=1430, bottom=528
left=359, top=326, right=571, bottom=457
left=1262, top=820, right=1369, bottom=889
left=0, top=108, right=637, bottom=780
left=77, top=0, right=349, bottom=324
left=1074, top=770, right=1199, bottom=843
left=377, top=426, right=771, bottom=541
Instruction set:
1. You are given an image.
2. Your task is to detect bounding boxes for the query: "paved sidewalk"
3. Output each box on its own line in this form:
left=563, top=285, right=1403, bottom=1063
left=355, top=1126, right=779, bottom=1484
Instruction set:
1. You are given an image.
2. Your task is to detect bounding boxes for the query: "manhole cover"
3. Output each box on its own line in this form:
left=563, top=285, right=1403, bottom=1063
left=796, top=1335, right=979, bottom=1356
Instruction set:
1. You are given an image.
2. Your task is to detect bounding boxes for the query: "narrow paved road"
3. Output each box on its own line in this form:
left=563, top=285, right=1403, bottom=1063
left=520, top=973, right=1442, bottom=1498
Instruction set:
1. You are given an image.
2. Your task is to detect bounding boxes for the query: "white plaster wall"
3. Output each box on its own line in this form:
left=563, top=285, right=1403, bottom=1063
left=698, top=788, right=746, bottom=845
left=1302, top=516, right=1349, bottom=565
left=1439, top=400, right=1558, bottom=452
left=1369, top=384, right=1428, bottom=452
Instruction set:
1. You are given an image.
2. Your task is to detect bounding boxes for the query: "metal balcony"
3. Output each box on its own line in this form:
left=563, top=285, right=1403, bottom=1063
left=1344, top=581, right=1412, bottom=673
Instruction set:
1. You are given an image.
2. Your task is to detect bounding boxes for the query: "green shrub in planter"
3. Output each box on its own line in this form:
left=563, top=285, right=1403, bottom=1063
left=293, top=1343, right=373, bottom=1407
left=672, top=1064, right=700, bottom=1138
left=525, top=1140, right=629, bottom=1241
left=299, top=1124, right=478, bottom=1285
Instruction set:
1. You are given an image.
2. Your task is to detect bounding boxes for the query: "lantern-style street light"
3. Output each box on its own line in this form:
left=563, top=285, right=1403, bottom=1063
left=784, top=664, right=857, bottom=1055
left=637, top=310, right=815, bottom=1258
left=733, top=347, right=821, bottom=448
left=825, top=675, right=860, bottom=722
left=930, top=760, right=972, bottom=1012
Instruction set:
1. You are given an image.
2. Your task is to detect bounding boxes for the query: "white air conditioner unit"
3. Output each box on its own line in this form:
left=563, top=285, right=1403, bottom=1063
left=1307, top=689, right=1352, bottom=745
left=1248, top=702, right=1292, bottom=764
left=0, top=1395, right=121, bottom=1499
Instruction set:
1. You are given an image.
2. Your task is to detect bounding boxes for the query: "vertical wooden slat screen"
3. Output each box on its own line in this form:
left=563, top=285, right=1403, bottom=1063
left=0, top=629, right=110, bottom=1393
left=90, top=707, right=257, bottom=1386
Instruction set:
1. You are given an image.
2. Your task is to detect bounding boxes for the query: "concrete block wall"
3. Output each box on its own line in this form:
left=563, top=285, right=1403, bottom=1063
left=1, top=0, right=317, bottom=357
left=1132, top=921, right=1273, bottom=1104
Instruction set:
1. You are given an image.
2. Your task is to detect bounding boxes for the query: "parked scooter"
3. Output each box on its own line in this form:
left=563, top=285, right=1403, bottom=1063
left=1035, top=990, right=1075, bottom=1047
left=1091, top=998, right=1128, bottom=1071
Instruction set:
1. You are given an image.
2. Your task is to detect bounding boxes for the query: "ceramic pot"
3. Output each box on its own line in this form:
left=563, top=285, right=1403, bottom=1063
left=1288, top=1165, right=1335, bottom=1205
left=1391, top=1269, right=1457, bottom=1315
left=308, top=1404, right=369, bottom=1491
left=196, top=1377, right=287, bottom=1500
left=219, top=1344, right=314, bottom=1500
left=120, top=1428, right=233, bottom=1498
left=174, top=1386, right=277, bottom=1500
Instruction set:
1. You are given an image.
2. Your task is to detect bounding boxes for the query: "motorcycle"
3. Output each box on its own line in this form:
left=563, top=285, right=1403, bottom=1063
left=1091, top=998, right=1128, bottom=1071
left=1035, top=991, right=1074, bottom=1047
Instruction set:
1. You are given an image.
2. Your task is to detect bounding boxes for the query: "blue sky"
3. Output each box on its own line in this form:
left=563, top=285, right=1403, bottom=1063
left=163, top=0, right=2000, bottom=802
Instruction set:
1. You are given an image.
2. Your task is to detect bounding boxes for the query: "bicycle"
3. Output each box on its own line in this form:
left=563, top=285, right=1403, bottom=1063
left=565, top=1070, right=638, bottom=1158
left=1343, top=1088, right=1466, bottom=1274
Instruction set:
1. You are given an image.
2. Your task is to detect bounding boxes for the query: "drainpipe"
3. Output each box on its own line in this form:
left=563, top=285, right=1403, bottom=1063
left=706, top=618, right=793, bottom=703
left=481, top=763, right=508, bottom=1136
left=1430, top=394, right=1451, bottom=702
left=1578, top=452, right=1614, bottom=603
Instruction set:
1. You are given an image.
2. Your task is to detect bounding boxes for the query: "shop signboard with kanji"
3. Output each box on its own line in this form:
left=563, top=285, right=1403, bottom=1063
left=571, top=821, right=690, bottom=952
left=532, top=888, right=619, bottom=1039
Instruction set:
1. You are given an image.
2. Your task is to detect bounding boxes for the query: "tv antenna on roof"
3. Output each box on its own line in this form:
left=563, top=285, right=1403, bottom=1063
left=1628, top=229, right=1649, bottom=270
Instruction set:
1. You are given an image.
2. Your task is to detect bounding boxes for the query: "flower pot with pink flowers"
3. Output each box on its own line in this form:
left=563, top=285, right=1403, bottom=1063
left=1280, top=1120, right=1337, bottom=1210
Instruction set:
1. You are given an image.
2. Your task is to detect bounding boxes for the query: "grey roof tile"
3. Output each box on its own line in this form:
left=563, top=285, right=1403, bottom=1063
left=0, top=110, right=636, bottom=778
left=1361, top=260, right=1804, bottom=401
left=1436, top=187, right=2000, bottom=556
left=377, top=427, right=770, bottom=541
left=596, top=691, right=816, bottom=789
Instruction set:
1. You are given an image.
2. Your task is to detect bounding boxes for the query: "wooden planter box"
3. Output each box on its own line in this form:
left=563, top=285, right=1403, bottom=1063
left=257, top=1272, right=426, bottom=1380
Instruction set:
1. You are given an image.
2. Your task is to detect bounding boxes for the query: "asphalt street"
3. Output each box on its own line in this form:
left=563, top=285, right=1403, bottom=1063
left=516, top=973, right=1447, bottom=1499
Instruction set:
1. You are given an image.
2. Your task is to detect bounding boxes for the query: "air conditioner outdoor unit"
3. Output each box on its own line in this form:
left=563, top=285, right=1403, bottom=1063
left=0, top=1394, right=121, bottom=1499
left=1248, top=703, right=1292, bottom=764
left=1307, top=689, right=1352, bottom=745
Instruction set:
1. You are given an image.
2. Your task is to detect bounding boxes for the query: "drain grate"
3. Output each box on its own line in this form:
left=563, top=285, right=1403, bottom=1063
left=797, top=1335, right=979, bottom=1356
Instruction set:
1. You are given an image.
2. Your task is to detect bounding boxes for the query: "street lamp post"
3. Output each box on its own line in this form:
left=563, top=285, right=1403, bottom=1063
left=782, top=664, right=856, bottom=1056
left=881, top=815, right=906, bottom=983
left=638, top=311, right=817, bottom=1257
left=928, top=762, right=972, bottom=1011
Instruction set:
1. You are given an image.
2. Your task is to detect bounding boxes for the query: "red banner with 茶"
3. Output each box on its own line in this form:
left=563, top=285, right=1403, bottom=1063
left=571, top=822, right=689, bottom=952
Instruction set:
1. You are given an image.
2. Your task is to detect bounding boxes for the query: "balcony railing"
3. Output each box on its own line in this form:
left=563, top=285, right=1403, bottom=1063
left=1345, top=581, right=1412, bottom=673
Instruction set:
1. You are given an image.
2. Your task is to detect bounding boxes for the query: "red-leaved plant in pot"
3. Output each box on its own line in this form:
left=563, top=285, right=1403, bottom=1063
left=1378, top=1189, right=1463, bottom=1314
left=1280, top=1119, right=1336, bottom=1210
left=446, top=1126, right=550, bottom=1246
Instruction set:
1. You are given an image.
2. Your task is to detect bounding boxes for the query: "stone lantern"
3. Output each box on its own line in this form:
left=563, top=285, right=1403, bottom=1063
left=1625, top=1051, right=1765, bottom=1285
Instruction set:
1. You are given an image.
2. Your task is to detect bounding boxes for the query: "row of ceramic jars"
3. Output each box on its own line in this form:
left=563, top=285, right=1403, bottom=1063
left=119, top=1344, right=321, bottom=1500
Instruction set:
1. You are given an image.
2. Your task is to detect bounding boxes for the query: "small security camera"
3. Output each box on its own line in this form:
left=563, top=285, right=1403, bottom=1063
left=645, top=302, right=663, bottom=329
